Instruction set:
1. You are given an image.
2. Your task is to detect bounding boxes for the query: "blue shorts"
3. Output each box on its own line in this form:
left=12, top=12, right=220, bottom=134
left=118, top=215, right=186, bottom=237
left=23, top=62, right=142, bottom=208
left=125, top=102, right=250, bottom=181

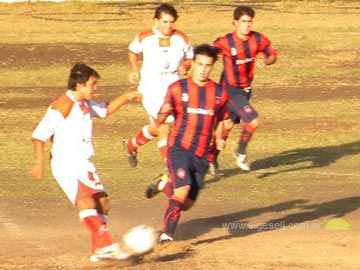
left=167, top=146, right=209, bottom=201
left=226, top=85, right=258, bottom=124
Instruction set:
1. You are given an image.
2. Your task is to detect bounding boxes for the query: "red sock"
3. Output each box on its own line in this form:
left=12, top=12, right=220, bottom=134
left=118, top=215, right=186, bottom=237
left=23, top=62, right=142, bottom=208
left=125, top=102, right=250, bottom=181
left=82, top=215, right=114, bottom=252
left=163, top=182, right=173, bottom=198
left=238, top=123, right=257, bottom=154
left=128, top=125, right=154, bottom=152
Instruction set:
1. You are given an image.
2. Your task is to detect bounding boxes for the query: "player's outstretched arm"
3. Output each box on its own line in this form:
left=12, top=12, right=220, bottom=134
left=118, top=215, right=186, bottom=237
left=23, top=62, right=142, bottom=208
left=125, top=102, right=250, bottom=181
left=106, top=91, right=142, bottom=117
left=29, top=140, right=46, bottom=179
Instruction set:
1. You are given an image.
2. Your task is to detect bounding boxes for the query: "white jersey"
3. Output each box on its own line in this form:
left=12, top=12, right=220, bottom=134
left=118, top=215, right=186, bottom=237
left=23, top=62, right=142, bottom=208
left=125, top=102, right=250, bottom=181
left=129, top=27, right=193, bottom=78
left=32, top=90, right=107, bottom=163
left=31, top=90, right=108, bottom=204
left=129, top=27, right=193, bottom=120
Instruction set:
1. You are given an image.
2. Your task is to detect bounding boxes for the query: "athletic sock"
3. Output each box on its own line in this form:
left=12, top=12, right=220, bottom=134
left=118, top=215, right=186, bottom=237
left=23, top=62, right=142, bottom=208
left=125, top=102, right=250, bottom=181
left=80, top=209, right=114, bottom=253
left=238, top=123, right=256, bottom=154
left=157, top=140, right=168, bottom=164
left=162, top=196, right=184, bottom=236
left=128, top=125, right=155, bottom=152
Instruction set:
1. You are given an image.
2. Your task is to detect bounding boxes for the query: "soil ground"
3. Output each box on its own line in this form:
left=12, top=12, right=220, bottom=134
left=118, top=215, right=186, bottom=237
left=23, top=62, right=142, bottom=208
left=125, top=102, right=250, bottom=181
left=1, top=41, right=359, bottom=270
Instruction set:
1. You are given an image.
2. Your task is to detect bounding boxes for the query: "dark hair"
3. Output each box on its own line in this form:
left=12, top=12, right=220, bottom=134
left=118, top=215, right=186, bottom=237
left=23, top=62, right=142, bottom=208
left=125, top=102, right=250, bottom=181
left=67, top=63, right=100, bottom=90
left=233, top=6, right=255, bottom=20
left=194, top=44, right=219, bottom=63
left=154, top=3, right=178, bottom=21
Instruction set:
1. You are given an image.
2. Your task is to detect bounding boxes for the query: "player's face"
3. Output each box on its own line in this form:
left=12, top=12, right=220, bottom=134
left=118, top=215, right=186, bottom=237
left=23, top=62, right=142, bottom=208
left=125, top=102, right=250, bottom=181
left=192, top=54, right=214, bottom=85
left=155, top=13, right=175, bottom=37
left=79, top=76, right=98, bottom=101
left=234, top=14, right=253, bottom=38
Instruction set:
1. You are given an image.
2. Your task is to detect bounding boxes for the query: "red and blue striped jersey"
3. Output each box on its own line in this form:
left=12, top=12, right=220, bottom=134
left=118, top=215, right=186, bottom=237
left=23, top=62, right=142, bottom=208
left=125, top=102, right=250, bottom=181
left=164, top=78, right=228, bottom=158
left=213, top=31, right=278, bottom=88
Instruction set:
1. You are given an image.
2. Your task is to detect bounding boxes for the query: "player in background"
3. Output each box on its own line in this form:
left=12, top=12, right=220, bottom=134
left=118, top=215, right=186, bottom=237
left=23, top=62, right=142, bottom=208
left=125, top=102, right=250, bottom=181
left=29, top=63, right=142, bottom=262
left=124, top=3, right=193, bottom=172
left=145, top=44, right=228, bottom=242
left=209, top=6, right=278, bottom=175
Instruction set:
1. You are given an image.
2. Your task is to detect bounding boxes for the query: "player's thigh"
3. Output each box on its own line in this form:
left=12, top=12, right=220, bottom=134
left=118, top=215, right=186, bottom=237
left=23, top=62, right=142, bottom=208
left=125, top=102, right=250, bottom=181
left=227, top=95, right=258, bottom=123
left=51, top=159, right=107, bottom=206
left=168, top=147, right=193, bottom=189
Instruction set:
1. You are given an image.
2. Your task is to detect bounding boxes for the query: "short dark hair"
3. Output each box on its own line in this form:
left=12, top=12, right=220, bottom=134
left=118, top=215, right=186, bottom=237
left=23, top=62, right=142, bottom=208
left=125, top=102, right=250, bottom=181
left=67, top=63, right=100, bottom=90
left=194, top=44, right=219, bottom=63
left=154, top=3, right=178, bottom=21
left=233, top=6, right=255, bottom=20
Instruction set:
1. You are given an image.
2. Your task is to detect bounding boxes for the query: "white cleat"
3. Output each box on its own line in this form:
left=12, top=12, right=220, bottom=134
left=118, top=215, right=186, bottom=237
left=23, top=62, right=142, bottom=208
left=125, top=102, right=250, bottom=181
left=159, top=232, right=174, bottom=245
left=208, top=161, right=220, bottom=178
left=235, top=153, right=250, bottom=171
left=89, top=243, right=132, bottom=262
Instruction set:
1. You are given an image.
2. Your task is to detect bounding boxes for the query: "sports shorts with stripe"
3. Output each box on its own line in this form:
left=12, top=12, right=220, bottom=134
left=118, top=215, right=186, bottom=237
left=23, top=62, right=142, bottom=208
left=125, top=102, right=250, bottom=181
left=167, top=146, right=209, bottom=201
left=225, top=85, right=258, bottom=124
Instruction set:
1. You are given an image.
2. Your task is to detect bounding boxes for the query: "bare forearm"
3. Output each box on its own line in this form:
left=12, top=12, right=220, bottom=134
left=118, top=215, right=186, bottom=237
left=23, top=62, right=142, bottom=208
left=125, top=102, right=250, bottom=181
left=30, top=140, right=46, bottom=179
left=107, top=91, right=142, bottom=117
left=264, top=55, right=277, bottom=66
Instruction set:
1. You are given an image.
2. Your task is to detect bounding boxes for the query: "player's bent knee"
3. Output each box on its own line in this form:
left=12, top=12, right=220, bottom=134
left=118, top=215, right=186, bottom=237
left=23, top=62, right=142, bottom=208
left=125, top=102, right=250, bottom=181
left=250, top=118, right=260, bottom=128
left=173, top=186, right=190, bottom=201
left=183, top=199, right=195, bottom=211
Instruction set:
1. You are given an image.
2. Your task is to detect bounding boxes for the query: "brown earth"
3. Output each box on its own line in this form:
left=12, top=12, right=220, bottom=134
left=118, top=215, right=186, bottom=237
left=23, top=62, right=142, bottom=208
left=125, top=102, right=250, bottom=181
left=1, top=43, right=359, bottom=270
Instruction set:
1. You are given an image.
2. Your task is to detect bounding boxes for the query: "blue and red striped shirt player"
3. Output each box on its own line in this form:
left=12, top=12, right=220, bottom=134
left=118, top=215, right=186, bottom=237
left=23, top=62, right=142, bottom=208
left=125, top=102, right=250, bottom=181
left=209, top=5, right=278, bottom=174
left=166, top=78, right=227, bottom=159
left=145, top=44, right=228, bottom=243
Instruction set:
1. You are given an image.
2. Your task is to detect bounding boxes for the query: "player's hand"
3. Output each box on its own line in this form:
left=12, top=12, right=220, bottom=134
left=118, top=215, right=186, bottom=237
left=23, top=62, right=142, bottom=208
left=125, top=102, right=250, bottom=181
left=216, top=139, right=226, bottom=151
left=178, top=64, right=188, bottom=76
left=29, top=163, right=44, bottom=179
left=125, top=91, right=142, bottom=102
left=255, top=58, right=266, bottom=69
left=129, top=71, right=140, bottom=85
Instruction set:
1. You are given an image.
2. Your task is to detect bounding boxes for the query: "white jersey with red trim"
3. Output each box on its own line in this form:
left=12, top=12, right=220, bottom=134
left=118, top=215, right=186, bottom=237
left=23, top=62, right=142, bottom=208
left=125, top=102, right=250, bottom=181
left=31, top=90, right=108, bottom=204
left=31, top=90, right=107, bottom=163
left=129, top=27, right=193, bottom=78
left=129, top=27, right=193, bottom=120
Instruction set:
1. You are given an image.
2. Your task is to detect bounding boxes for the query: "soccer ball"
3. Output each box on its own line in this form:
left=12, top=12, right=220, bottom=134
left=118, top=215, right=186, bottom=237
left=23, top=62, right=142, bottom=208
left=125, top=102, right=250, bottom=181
left=122, top=225, right=157, bottom=255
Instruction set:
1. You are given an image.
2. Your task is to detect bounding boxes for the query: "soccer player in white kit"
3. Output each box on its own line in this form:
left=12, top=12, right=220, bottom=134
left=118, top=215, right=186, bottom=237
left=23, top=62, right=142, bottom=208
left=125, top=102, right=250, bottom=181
left=124, top=3, right=194, bottom=169
left=29, top=63, right=142, bottom=262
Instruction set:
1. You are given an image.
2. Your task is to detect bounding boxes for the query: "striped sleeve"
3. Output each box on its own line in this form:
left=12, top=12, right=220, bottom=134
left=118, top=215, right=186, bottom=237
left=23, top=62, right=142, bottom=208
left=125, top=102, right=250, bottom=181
left=258, top=33, right=278, bottom=58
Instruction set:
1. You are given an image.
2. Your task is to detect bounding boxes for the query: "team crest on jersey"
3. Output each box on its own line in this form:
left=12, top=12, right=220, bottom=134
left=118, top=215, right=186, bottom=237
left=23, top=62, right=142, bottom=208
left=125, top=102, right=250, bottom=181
left=176, top=168, right=186, bottom=180
left=182, top=93, right=189, bottom=102
left=243, top=105, right=253, bottom=114
left=231, top=47, right=237, bottom=56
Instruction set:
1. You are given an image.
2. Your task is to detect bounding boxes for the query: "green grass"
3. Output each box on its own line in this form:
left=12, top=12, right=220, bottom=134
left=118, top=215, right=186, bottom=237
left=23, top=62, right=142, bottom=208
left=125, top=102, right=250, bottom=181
left=1, top=1, right=359, bottom=209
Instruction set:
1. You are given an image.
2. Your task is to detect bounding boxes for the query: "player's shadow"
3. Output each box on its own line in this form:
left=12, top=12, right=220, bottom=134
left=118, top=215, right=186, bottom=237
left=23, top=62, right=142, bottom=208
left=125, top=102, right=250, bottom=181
left=177, top=196, right=360, bottom=245
left=220, top=140, right=360, bottom=179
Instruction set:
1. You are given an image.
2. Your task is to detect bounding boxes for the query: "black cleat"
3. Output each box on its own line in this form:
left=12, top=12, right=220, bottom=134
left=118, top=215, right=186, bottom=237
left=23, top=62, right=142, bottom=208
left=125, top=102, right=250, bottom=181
left=145, top=173, right=169, bottom=199
left=123, top=139, right=138, bottom=167
left=145, top=180, right=162, bottom=199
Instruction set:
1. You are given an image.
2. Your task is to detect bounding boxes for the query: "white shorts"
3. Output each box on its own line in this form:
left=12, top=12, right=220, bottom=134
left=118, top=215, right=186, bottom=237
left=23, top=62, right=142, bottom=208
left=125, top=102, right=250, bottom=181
left=51, top=158, right=107, bottom=205
left=138, top=74, right=178, bottom=123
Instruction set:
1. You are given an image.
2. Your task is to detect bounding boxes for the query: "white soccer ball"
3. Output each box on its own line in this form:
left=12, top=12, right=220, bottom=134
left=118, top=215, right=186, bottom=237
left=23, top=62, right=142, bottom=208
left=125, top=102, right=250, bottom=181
left=122, top=225, right=157, bottom=255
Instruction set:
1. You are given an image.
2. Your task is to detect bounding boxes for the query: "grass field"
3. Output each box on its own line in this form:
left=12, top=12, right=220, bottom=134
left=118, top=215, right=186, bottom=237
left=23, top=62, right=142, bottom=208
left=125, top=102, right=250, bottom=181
left=0, top=1, right=359, bottom=269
